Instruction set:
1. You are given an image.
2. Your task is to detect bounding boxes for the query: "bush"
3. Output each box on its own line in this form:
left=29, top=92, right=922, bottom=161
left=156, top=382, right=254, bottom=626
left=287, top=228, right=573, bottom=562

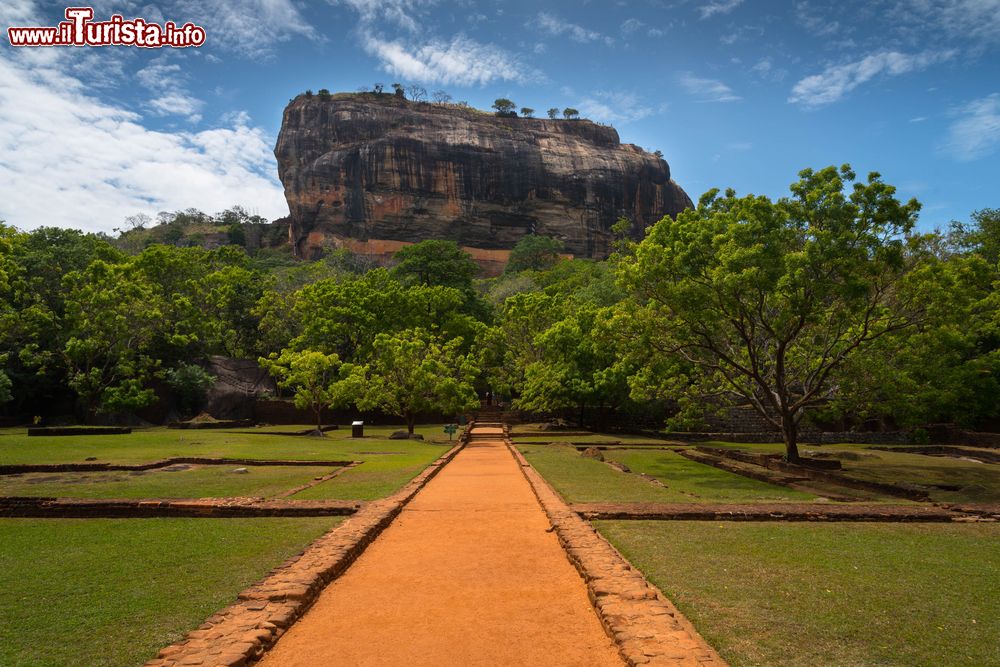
left=165, top=364, right=216, bottom=418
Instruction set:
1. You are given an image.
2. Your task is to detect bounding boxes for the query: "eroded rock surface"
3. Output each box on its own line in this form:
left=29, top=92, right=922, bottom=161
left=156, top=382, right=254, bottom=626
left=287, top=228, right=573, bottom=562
left=274, top=93, right=692, bottom=266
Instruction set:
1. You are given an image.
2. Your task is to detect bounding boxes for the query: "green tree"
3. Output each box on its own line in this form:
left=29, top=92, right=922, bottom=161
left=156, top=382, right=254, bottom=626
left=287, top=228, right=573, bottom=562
left=617, top=165, right=923, bottom=461
left=164, top=363, right=215, bottom=418
left=358, top=329, right=479, bottom=434
left=0, top=368, right=11, bottom=406
left=505, top=235, right=564, bottom=274
left=61, top=260, right=163, bottom=420
left=492, top=98, right=517, bottom=116
left=547, top=108, right=559, bottom=119
left=563, top=107, right=579, bottom=120
left=947, top=208, right=1000, bottom=264
left=391, top=240, right=479, bottom=290
left=260, top=349, right=362, bottom=435
left=824, top=243, right=1000, bottom=428
left=520, top=107, right=535, bottom=118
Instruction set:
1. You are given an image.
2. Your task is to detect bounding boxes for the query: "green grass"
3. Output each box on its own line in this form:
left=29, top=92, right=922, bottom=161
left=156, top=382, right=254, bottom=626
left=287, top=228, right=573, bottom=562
left=0, top=516, right=341, bottom=667
left=604, top=449, right=817, bottom=502
left=0, top=464, right=341, bottom=499
left=520, top=444, right=675, bottom=503
left=0, top=424, right=453, bottom=465
left=832, top=448, right=1000, bottom=504
left=520, top=444, right=817, bottom=504
left=293, top=447, right=446, bottom=500
left=598, top=521, right=1000, bottom=667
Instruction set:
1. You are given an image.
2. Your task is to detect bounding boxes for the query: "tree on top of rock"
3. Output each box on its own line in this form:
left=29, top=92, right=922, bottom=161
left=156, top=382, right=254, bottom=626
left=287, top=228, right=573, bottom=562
left=492, top=98, right=517, bottom=117
left=520, top=107, right=535, bottom=118
left=563, top=108, right=579, bottom=120
left=547, top=108, right=559, bottom=119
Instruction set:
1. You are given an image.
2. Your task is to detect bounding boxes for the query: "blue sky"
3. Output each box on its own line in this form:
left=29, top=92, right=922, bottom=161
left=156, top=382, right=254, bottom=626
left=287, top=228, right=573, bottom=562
left=1, top=0, right=998, bottom=234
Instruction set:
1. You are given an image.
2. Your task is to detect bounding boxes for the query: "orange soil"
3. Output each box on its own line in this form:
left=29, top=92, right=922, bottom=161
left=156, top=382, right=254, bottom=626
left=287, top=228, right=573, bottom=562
left=259, top=428, right=623, bottom=666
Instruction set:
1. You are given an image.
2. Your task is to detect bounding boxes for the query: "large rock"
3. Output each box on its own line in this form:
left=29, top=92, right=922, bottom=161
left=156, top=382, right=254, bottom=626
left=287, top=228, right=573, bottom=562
left=203, top=356, right=276, bottom=420
left=274, top=93, right=693, bottom=270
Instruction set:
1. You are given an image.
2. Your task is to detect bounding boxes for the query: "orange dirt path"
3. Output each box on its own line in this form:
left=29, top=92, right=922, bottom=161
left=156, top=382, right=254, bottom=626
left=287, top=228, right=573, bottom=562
left=258, top=427, right=623, bottom=667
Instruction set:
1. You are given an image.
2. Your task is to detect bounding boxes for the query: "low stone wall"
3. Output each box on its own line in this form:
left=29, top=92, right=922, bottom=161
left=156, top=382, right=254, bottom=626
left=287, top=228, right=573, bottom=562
left=0, top=457, right=355, bottom=476
left=571, top=502, right=967, bottom=522
left=0, top=497, right=362, bottom=518
left=27, top=426, right=131, bottom=436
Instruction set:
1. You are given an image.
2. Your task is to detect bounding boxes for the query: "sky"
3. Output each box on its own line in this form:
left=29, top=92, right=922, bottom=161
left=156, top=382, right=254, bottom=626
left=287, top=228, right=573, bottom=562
left=1, top=0, right=998, bottom=235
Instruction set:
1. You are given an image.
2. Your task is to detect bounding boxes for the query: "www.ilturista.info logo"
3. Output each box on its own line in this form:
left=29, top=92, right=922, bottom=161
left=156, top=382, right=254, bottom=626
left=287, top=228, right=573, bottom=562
left=7, top=7, right=206, bottom=48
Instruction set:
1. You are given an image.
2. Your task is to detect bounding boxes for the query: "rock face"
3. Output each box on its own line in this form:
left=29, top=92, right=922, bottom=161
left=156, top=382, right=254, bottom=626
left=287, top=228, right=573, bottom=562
left=274, top=93, right=692, bottom=267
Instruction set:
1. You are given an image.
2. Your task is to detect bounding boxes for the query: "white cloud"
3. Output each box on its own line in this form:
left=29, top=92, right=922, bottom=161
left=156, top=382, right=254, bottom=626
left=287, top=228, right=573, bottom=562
left=575, top=91, right=659, bottom=124
left=620, top=18, right=643, bottom=35
left=361, top=31, right=534, bottom=85
left=136, top=56, right=203, bottom=122
left=795, top=1, right=840, bottom=36
left=175, top=0, right=319, bottom=58
left=788, top=49, right=956, bottom=108
left=0, top=52, right=286, bottom=232
left=750, top=57, right=787, bottom=82
left=943, top=93, right=1000, bottom=161
left=887, top=0, right=1000, bottom=49
left=679, top=73, right=741, bottom=102
left=331, top=0, right=434, bottom=32
left=535, top=12, right=608, bottom=44
left=699, top=0, right=743, bottom=19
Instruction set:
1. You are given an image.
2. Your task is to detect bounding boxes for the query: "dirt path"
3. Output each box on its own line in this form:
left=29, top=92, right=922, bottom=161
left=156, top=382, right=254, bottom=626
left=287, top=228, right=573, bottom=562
left=258, top=427, right=622, bottom=666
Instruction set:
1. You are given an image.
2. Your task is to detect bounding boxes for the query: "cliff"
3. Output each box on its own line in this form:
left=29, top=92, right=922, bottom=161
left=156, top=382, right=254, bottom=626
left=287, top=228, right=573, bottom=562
left=274, top=93, right=692, bottom=268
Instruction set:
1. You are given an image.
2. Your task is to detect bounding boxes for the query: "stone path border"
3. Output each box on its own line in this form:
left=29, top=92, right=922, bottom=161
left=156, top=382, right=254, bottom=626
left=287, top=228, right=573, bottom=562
left=570, top=502, right=999, bottom=522
left=0, top=457, right=356, bottom=475
left=0, top=496, right=363, bottom=518
left=144, top=430, right=469, bottom=667
left=506, top=440, right=728, bottom=666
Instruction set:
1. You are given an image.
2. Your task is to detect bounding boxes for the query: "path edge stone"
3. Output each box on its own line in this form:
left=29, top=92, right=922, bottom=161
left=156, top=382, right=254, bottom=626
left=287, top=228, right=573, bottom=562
left=145, top=431, right=469, bottom=667
left=506, top=440, right=729, bottom=667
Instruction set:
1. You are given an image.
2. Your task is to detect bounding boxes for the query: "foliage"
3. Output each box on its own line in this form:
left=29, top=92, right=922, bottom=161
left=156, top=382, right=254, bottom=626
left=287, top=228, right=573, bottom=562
left=547, top=108, right=559, bottom=119
left=357, top=328, right=479, bottom=433
left=520, top=107, right=535, bottom=118
left=164, top=363, right=215, bottom=417
left=293, top=269, right=484, bottom=362
left=492, top=98, right=517, bottom=116
left=259, top=349, right=362, bottom=431
left=947, top=207, right=1000, bottom=264
left=61, top=260, right=162, bottom=418
left=618, top=165, right=922, bottom=459
left=0, top=368, right=11, bottom=405
left=563, top=107, right=579, bottom=119
left=392, top=239, right=479, bottom=290
left=504, top=234, right=564, bottom=274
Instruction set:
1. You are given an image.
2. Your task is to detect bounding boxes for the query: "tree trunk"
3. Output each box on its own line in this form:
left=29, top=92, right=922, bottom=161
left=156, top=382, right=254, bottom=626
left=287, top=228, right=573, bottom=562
left=407, top=413, right=415, bottom=435
left=781, top=412, right=800, bottom=462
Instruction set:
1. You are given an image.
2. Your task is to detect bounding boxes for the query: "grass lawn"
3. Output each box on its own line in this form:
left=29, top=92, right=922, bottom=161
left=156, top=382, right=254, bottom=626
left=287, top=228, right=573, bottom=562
left=520, top=444, right=817, bottom=504
left=0, top=464, right=342, bottom=499
left=292, top=446, right=448, bottom=500
left=598, top=520, right=1000, bottom=667
left=603, top=449, right=817, bottom=502
left=0, top=516, right=341, bottom=667
left=0, top=424, right=454, bottom=466
left=520, top=444, right=676, bottom=503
